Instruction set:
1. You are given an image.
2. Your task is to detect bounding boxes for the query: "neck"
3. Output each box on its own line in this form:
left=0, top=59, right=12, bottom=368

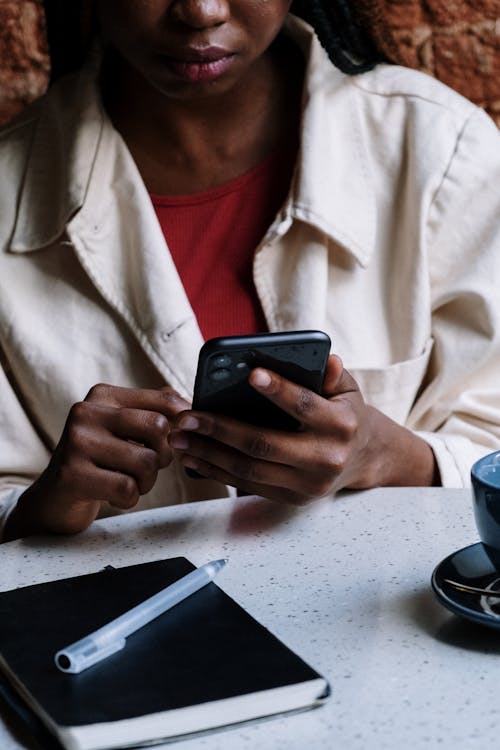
left=102, top=36, right=304, bottom=194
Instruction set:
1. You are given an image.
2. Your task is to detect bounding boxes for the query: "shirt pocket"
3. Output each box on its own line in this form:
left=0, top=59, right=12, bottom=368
left=348, top=338, right=433, bottom=425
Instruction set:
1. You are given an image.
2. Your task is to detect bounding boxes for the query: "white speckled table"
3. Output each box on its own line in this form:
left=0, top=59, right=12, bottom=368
left=0, top=488, right=496, bottom=750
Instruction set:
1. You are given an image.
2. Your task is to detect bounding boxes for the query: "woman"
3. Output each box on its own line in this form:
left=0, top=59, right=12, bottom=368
left=1, top=0, right=499, bottom=539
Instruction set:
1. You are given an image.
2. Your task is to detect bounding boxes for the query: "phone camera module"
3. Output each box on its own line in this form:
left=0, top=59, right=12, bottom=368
left=211, top=354, right=232, bottom=368
left=209, top=368, right=231, bottom=381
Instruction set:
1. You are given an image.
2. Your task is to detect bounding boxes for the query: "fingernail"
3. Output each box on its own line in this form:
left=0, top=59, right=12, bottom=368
left=170, top=433, right=189, bottom=449
left=179, top=416, right=199, bottom=431
left=251, top=369, right=272, bottom=389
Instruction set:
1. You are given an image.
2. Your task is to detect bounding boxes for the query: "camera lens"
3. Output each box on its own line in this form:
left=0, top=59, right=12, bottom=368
left=209, top=368, right=231, bottom=381
left=211, top=354, right=232, bottom=368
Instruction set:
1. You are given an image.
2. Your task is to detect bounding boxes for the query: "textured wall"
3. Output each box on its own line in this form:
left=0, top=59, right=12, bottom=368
left=0, top=0, right=498, bottom=126
left=0, top=0, right=48, bottom=124
left=358, top=0, right=500, bottom=126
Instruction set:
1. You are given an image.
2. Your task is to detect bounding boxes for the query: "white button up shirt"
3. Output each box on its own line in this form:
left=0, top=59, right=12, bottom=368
left=1, top=17, right=500, bottom=532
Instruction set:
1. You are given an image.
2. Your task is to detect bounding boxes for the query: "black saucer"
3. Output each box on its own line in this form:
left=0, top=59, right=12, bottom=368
left=432, top=542, right=500, bottom=628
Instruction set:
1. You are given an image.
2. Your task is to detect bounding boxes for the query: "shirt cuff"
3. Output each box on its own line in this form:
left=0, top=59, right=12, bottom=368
left=415, top=431, right=497, bottom=488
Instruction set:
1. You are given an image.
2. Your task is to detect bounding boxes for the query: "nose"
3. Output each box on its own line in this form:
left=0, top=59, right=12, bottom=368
left=168, top=0, right=230, bottom=29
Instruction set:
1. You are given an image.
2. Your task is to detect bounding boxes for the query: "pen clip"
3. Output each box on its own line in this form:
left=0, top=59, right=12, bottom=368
left=55, top=636, right=126, bottom=674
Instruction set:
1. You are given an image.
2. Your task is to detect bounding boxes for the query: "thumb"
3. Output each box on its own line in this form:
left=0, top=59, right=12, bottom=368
left=322, top=355, right=360, bottom=398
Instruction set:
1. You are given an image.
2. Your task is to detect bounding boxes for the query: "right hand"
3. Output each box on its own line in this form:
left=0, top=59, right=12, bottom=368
left=5, top=384, right=190, bottom=539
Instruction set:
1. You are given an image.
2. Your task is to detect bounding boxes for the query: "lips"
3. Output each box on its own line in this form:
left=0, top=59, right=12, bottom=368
left=171, top=46, right=233, bottom=63
left=160, top=46, right=237, bottom=82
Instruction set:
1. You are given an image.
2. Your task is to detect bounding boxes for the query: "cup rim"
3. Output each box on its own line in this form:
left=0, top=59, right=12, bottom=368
left=471, top=451, right=500, bottom=490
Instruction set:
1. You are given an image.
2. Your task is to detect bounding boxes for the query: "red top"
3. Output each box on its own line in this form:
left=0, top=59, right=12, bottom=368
left=150, top=150, right=293, bottom=341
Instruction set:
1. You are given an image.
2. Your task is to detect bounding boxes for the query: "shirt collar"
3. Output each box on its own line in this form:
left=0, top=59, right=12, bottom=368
left=10, top=17, right=376, bottom=266
left=9, top=50, right=104, bottom=253
left=285, top=16, right=376, bottom=267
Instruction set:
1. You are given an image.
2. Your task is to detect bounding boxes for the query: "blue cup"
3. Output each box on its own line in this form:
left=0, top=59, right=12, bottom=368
left=472, top=451, right=500, bottom=567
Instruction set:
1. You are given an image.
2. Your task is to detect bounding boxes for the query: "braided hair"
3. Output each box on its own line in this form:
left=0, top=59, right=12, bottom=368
left=43, top=0, right=386, bottom=82
left=291, top=0, right=385, bottom=73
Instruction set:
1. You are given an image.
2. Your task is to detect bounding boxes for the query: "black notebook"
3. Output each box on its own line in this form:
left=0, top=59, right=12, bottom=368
left=0, top=557, right=329, bottom=750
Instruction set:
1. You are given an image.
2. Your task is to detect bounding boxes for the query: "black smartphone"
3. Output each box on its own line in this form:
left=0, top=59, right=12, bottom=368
left=191, top=330, right=331, bottom=432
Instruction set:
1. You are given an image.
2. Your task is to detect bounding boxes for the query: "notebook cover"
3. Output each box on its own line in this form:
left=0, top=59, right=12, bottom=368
left=0, top=557, right=323, bottom=729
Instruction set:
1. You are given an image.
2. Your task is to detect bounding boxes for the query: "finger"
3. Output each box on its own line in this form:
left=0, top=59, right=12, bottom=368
left=80, top=430, right=165, bottom=495
left=84, top=383, right=190, bottom=417
left=61, top=413, right=165, bottom=496
left=248, top=364, right=362, bottom=433
left=54, top=456, right=141, bottom=510
left=321, top=355, right=360, bottom=398
left=84, top=467, right=141, bottom=509
left=67, top=402, right=172, bottom=467
left=172, top=411, right=299, bottom=468
left=171, top=429, right=335, bottom=498
left=180, top=453, right=314, bottom=506
left=159, top=386, right=192, bottom=412
left=321, top=355, right=344, bottom=396
left=247, top=367, right=326, bottom=428
left=98, top=469, right=144, bottom=510
left=172, top=406, right=356, bottom=474
left=107, top=407, right=172, bottom=465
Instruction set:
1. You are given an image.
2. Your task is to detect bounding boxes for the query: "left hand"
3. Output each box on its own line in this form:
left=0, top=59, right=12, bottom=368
left=169, top=355, right=438, bottom=504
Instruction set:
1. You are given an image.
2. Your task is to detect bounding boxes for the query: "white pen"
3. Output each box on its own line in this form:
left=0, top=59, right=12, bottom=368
left=55, top=558, right=227, bottom=674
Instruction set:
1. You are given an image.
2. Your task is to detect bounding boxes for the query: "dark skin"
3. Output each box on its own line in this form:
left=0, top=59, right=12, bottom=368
left=4, top=0, right=438, bottom=542
left=6, top=386, right=191, bottom=538
left=100, top=0, right=304, bottom=194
